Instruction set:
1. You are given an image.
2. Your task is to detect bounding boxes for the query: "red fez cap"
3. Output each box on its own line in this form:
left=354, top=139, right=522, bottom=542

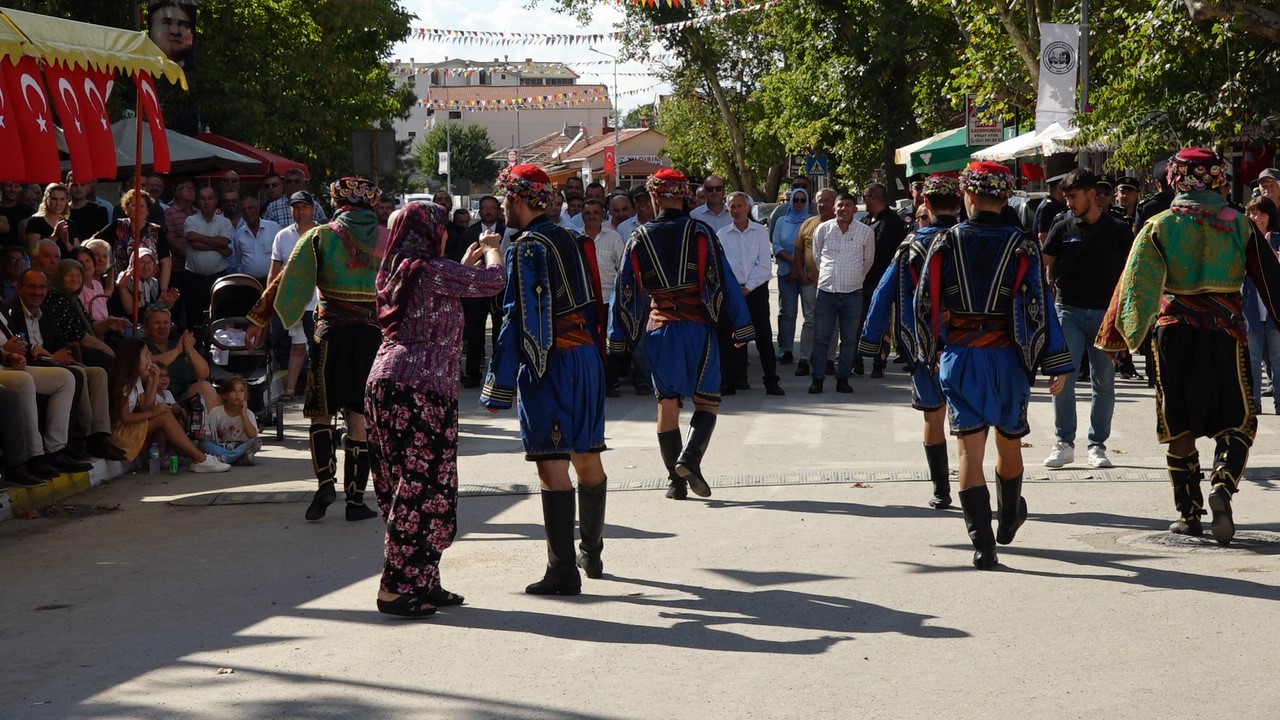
left=967, top=161, right=1012, bottom=175
left=652, top=168, right=687, bottom=183
left=509, top=163, right=552, bottom=185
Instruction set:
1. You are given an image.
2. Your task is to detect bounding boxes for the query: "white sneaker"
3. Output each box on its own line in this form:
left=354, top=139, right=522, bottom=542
left=1043, top=441, right=1074, bottom=468
left=191, top=456, right=231, bottom=473
left=1087, top=445, right=1113, bottom=468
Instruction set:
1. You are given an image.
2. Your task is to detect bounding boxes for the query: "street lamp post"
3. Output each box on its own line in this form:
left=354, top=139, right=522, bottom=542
left=588, top=46, right=620, bottom=189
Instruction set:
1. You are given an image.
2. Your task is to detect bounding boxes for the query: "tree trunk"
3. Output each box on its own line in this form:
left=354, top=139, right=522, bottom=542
left=1184, top=0, right=1280, bottom=42
left=993, top=0, right=1040, bottom=84
left=687, top=30, right=761, bottom=196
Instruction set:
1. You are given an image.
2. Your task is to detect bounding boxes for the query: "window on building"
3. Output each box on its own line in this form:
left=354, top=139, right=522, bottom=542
left=448, top=111, right=462, bottom=120
left=479, top=70, right=490, bottom=85
left=430, top=70, right=441, bottom=85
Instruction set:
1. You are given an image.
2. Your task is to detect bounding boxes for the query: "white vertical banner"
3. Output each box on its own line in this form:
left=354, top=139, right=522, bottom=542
left=438, top=151, right=450, bottom=175
left=1036, top=22, right=1080, bottom=132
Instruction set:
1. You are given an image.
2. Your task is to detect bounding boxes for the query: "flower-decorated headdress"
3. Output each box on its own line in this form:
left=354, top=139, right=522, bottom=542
left=645, top=168, right=690, bottom=198
left=329, top=176, right=381, bottom=209
left=496, top=163, right=555, bottom=210
left=1166, top=147, right=1227, bottom=193
left=923, top=172, right=961, bottom=199
left=960, top=161, right=1015, bottom=198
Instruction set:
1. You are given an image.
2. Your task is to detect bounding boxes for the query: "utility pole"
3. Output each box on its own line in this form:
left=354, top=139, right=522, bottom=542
left=589, top=46, right=621, bottom=189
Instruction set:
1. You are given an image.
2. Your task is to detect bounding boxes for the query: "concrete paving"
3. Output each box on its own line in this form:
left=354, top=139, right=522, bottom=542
left=3, top=361, right=1280, bottom=719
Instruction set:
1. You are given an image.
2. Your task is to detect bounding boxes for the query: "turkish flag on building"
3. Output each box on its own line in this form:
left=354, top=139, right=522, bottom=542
left=83, top=70, right=117, bottom=178
left=45, top=61, right=96, bottom=180
left=135, top=72, right=170, bottom=173
left=2, top=57, right=61, bottom=183
left=604, top=146, right=616, bottom=176
left=0, top=59, right=30, bottom=181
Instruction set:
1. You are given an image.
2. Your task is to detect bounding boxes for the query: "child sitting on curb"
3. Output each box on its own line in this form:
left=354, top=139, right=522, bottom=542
left=197, top=376, right=261, bottom=466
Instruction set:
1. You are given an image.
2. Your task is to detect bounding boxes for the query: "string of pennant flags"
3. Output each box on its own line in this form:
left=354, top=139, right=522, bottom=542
left=421, top=98, right=609, bottom=111
left=409, top=1, right=781, bottom=46
left=391, top=58, right=675, bottom=78
left=421, top=85, right=610, bottom=109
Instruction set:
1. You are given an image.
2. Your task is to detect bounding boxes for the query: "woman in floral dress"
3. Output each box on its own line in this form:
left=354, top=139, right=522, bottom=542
left=364, top=201, right=505, bottom=618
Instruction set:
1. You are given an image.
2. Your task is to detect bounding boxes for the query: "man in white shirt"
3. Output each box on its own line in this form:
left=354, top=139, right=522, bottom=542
left=269, top=192, right=320, bottom=400
left=183, top=186, right=234, bottom=326
left=607, top=192, right=634, bottom=238
left=582, top=198, right=626, bottom=396
left=690, top=175, right=733, bottom=234
left=231, top=196, right=281, bottom=282
left=809, top=192, right=875, bottom=394
left=718, top=192, right=783, bottom=395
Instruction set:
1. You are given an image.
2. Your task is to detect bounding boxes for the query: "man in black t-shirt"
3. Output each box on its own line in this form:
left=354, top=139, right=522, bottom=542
left=67, top=175, right=110, bottom=247
left=1041, top=169, right=1134, bottom=471
left=857, top=182, right=908, bottom=377
left=1033, top=173, right=1068, bottom=245
left=0, top=182, right=35, bottom=248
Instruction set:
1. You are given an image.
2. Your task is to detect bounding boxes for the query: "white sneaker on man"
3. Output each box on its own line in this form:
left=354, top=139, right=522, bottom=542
left=1044, top=441, right=1074, bottom=468
left=191, top=456, right=231, bottom=473
left=1086, top=445, right=1113, bottom=468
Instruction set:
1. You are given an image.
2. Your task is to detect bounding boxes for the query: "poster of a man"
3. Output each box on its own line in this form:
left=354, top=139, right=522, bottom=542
left=147, top=1, right=196, bottom=69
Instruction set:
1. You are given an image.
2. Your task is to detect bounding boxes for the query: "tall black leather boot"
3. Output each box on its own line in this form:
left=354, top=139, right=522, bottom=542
left=344, top=437, right=378, bottom=521
left=924, top=442, right=951, bottom=509
left=1207, top=434, right=1249, bottom=546
left=1167, top=451, right=1205, bottom=536
left=658, top=429, right=686, bottom=500
left=305, top=423, right=338, bottom=521
left=958, top=485, right=997, bottom=570
left=526, top=489, right=582, bottom=596
left=576, top=479, right=608, bottom=579
left=994, top=473, right=1028, bottom=545
left=674, top=410, right=717, bottom=498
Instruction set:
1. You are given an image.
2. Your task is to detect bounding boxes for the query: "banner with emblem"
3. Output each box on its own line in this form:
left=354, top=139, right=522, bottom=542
left=1035, top=23, right=1079, bottom=133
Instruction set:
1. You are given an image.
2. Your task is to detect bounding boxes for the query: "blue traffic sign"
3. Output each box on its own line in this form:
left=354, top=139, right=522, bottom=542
left=805, top=155, right=829, bottom=177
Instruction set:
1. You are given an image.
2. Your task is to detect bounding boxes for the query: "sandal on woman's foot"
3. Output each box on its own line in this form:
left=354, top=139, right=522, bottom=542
left=377, top=594, right=437, bottom=618
left=421, top=587, right=465, bottom=607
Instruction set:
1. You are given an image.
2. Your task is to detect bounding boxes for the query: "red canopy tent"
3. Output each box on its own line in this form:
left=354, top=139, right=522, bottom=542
left=195, top=133, right=310, bottom=180
left=0, top=7, right=186, bottom=329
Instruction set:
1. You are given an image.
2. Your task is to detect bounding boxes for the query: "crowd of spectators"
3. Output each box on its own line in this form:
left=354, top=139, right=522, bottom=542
left=0, top=169, right=336, bottom=489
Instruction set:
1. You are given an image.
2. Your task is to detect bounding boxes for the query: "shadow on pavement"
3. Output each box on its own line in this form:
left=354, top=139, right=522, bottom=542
left=904, top=545, right=1280, bottom=602
left=702, top=497, right=952, bottom=520
left=54, top=660, right=623, bottom=720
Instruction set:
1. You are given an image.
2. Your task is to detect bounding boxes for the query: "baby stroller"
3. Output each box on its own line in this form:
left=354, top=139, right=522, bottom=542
left=205, top=274, right=286, bottom=440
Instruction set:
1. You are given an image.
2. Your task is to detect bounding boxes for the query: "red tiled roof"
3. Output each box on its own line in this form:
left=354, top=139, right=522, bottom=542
left=563, top=128, right=653, bottom=161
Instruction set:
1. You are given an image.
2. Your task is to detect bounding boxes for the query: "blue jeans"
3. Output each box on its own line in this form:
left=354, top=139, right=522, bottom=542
left=632, top=332, right=652, bottom=389
left=1052, top=304, right=1115, bottom=447
left=776, top=274, right=801, bottom=353
left=812, top=289, right=861, bottom=379
left=1247, top=322, right=1280, bottom=412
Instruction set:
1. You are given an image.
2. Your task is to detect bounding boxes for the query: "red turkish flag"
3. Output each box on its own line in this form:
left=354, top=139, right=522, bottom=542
left=2, top=56, right=61, bottom=183
left=82, top=70, right=118, bottom=178
left=135, top=73, right=170, bottom=173
left=45, top=62, right=96, bottom=180
left=604, top=146, right=616, bottom=176
left=0, top=59, right=30, bottom=181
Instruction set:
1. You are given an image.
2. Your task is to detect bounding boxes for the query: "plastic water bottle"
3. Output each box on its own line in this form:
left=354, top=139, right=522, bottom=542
left=148, top=442, right=161, bottom=475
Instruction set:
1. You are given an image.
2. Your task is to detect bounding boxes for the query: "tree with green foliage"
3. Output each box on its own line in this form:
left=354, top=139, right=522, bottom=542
left=623, top=103, right=656, bottom=130
left=413, top=123, right=500, bottom=194
left=757, top=0, right=961, bottom=195
left=937, top=0, right=1280, bottom=170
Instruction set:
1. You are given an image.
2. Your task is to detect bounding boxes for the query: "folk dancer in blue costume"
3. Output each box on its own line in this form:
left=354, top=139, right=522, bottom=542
left=859, top=173, right=962, bottom=510
left=915, top=161, right=1074, bottom=569
left=609, top=168, right=754, bottom=500
left=480, top=164, right=609, bottom=596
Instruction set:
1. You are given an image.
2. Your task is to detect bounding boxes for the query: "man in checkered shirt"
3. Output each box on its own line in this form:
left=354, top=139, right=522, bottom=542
left=808, top=191, right=875, bottom=394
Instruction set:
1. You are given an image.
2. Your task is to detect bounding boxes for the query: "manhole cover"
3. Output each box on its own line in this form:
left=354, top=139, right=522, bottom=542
left=1117, top=530, right=1280, bottom=554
